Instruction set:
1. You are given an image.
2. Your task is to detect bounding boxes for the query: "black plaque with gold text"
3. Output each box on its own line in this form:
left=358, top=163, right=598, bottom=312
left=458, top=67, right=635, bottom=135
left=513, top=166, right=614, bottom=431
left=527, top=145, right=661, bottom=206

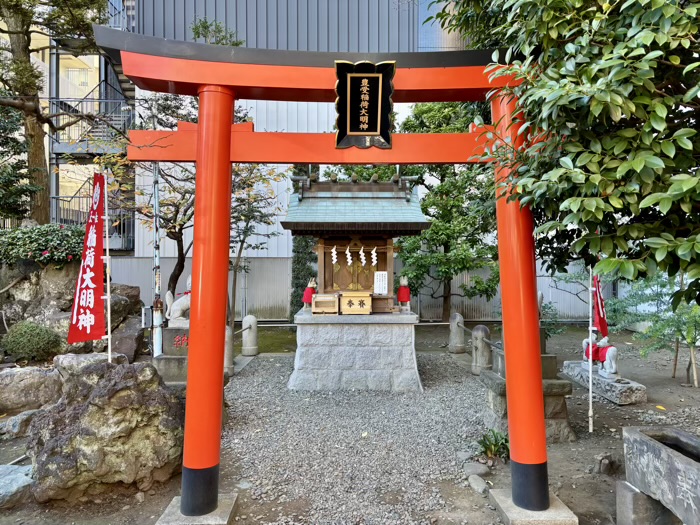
left=335, top=61, right=395, bottom=149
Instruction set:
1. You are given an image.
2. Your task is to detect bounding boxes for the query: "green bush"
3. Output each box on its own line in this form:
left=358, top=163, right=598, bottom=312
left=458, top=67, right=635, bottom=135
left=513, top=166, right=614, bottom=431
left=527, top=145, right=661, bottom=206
left=0, top=224, right=84, bottom=268
left=1, top=321, right=63, bottom=362
left=477, top=429, right=510, bottom=461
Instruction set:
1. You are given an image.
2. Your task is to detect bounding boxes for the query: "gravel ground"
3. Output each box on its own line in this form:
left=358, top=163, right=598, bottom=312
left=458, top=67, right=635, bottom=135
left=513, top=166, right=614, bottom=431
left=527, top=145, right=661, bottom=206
left=222, top=354, right=489, bottom=525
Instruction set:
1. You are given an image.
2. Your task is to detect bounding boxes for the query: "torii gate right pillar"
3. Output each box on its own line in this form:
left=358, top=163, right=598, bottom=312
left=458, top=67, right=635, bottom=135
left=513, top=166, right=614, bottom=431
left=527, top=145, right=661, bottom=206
left=492, top=94, right=549, bottom=510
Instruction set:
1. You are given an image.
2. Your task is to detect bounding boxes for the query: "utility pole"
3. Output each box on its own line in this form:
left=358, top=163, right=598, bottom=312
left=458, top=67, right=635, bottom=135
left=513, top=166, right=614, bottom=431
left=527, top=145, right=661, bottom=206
left=152, top=118, right=163, bottom=357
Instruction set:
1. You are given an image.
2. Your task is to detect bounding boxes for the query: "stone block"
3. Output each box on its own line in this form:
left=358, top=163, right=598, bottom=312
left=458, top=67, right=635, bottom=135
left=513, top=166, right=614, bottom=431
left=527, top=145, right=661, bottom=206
left=287, top=370, right=318, bottom=390
left=296, top=325, right=317, bottom=347
left=623, top=426, right=700, bottom=525
left=480, top=370, right=507, bottom=396
left=368, top=326, right=393, bottom=346
left=402, top=346, right=416, bottom=369
left=366, top=370, right=392, bottom=390
left=316, top=326, right=341, bottom=345
left=343, top=325, right=368, bottom=345
left=316, top=370, right=342, bottom=391
left=542, top=379, right=573, bottom=397
left=482, top=408, right=509, bottom=434
left=152, top=355, right=188, bottom=383
left=155, top=494, right=238, bottom=525
left=616, top=480, right=681, bottom=525
left=541, top=354, right=558, bottom=380
left=489, top=489, right=578, bottom=525
left=543, top=396, right=568, bottom=419
left=545, top=419, right=576, bottom=443
left=393, top=325, right=412, bottom=346
left=341, top=370, right=368, bottom=390
left=305, top=347, right=333, bottom=370
left=487, top=390, right=508, bottom=418
left=355, top=347, right=382, bottom=370
left=294, top=347, right=309, bottom=370
left=392, top=369, right=422, bottom=392
left=163, top=327, right=190, bottom=357
left=563, top=361, right=647, bottom=405
left=331, top=348, right=355, bottom=370
left=381, top=347, right=403, bottom=368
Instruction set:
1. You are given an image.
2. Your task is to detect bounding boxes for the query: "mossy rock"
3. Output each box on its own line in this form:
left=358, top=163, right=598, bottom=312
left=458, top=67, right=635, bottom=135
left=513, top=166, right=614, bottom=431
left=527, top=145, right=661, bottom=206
left=0, top=321, right=63, bottom=362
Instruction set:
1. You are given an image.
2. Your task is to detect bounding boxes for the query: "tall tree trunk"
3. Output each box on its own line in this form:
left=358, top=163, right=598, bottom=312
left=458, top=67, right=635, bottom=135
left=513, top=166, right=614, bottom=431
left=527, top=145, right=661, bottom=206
left=167, top=234, right=186, bottom=296
left=1, top=10, right=51, bottom=224
left=228, top=241, right=246, bottom=329
left=26, top=109, right=50, bottom=224
left=442, top=278, right=452, bottom=322
left=441, top=240, right=452, bottom=322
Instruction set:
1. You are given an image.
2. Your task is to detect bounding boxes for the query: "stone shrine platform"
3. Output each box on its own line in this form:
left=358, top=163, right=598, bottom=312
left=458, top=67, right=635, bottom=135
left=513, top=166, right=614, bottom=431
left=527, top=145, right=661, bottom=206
left=563, top=361, right=647, bottom=405
left=289, top=309, right=422, bottom=392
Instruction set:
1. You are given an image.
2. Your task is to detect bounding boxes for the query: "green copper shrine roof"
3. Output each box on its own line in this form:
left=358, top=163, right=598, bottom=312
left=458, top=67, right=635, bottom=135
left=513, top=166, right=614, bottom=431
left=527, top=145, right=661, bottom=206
left=281, top=179, right=429, bottom=236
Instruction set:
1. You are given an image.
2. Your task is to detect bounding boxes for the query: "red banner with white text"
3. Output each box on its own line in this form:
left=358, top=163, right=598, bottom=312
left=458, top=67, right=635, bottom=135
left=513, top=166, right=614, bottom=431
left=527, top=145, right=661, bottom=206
left=593, top=275, right=608, bottom=338
left=67, top=173, right=106, bottom=343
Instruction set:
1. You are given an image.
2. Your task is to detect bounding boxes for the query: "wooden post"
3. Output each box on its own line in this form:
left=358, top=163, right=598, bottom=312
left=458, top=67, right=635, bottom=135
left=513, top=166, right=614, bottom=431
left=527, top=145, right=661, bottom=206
left=387, top=239, right=394, bottom=296
left=317, top=239, right=325, bottom=293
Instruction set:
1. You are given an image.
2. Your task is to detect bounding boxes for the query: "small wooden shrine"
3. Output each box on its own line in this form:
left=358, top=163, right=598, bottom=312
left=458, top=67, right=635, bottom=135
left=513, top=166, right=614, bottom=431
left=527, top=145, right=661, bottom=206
left=282, top=176, right=429, bottom=315
left=281, top=175, right=429, bottom=392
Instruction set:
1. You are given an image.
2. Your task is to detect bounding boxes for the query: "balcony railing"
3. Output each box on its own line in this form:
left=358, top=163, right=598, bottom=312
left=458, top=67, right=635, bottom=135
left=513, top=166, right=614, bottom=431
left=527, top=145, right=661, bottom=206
left=51, top=180, right=135, bottom=251
left=48, top=81, right=134, bottom=153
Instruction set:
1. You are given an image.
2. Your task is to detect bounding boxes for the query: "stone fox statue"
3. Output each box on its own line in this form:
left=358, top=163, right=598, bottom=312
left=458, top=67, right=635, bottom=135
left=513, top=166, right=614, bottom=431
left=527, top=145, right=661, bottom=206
left=165, top=275, right=192, bottom=320
left=582, top=333, right=619, bottom=376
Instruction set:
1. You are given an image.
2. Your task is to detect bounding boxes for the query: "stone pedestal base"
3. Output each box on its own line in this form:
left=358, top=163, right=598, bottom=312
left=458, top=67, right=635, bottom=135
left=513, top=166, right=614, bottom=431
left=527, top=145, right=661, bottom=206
left=563, top=361, right=647, bottom=405
left=289, top=310, right=422, bottom=392
left=481, top=370, right=576, bottom=443
left=489, top=490, right=578, bottom=525
left=155, top=495, right=238, bottom=525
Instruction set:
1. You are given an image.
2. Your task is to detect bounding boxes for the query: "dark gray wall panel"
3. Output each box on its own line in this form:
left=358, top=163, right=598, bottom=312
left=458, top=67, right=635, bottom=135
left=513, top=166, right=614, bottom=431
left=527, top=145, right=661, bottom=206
left=137, top=0, right=420, bottom=53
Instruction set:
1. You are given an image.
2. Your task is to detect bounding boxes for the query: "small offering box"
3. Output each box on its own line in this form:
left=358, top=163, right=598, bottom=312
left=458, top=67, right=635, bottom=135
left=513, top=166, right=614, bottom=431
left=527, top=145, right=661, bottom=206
left=312, top=293, right=339, bottom=314
left=340, top=291, right=372, bottom=315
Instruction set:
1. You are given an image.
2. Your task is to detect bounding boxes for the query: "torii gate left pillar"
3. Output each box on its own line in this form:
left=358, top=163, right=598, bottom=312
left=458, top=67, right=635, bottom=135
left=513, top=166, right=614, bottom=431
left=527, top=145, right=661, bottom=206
left=180, top=85, right=235, bottom=515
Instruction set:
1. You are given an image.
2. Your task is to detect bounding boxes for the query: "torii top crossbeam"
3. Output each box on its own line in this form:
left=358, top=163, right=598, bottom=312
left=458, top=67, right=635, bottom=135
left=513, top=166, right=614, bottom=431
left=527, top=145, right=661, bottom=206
left=95, top=26, right=507, bottom=165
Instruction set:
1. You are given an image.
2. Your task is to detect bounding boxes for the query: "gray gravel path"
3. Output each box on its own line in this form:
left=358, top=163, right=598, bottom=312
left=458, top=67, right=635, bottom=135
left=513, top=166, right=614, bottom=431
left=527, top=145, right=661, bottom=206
left=222, top=353, right=488, bottom=524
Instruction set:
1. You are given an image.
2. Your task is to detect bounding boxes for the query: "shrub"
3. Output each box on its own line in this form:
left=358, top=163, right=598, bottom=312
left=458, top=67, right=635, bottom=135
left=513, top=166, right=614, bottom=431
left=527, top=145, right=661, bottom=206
left=0, top=224, right=84, bottom=268
left=477, top=429, right=510, bottom=461
left=1, top=321, right=63, bottom=362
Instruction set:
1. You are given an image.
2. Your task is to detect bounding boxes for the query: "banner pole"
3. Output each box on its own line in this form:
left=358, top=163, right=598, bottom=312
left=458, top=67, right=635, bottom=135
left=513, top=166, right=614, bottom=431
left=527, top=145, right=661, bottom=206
left=588, top=267, right=593, bottom=433
left=103, top=172, right=113, bottom=364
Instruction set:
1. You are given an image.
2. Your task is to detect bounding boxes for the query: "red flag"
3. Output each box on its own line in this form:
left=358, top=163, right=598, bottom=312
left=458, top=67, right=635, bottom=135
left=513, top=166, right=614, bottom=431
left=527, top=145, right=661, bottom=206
left=593, top=275, right=608, bottom=338
left=68, top=174, right=106, bottom=343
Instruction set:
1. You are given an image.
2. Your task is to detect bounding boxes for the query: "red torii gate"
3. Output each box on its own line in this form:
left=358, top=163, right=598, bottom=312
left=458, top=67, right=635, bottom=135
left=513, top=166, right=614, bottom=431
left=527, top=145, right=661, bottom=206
left=95, top=26, right=548, bottom=517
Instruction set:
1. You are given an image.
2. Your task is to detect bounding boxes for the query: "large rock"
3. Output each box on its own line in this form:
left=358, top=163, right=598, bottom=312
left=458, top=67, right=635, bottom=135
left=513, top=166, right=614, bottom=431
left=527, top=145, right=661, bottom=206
left=0, top=367, right=62, bottom=412
left=110, top=294, right=132, bottom=330
left=27, top=361, right=184, bottom=502
left=0, top=465, right=33, bottom=509
left=111, top=317, right=146, bottom=363
left=53, top=352, right=128, bottom=380
left=111, top=284, right=143, bottom=315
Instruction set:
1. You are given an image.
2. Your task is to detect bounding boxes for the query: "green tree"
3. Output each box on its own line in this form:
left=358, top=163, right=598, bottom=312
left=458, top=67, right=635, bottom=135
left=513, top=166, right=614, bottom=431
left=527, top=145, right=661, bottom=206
left=0, top=100, right=40, bottom=218
left=432, top=0, right=700, bottom=307
left=607, top=273, right=698, bottom=386
left=289, top=235, right=317, bottom=321
left=398, top=102, right=497, bottom=322
left=288, top=164, right=319, bottom=320
left=0, top=0, right=108, bottom=224
left=228, top=164, right=281, bottom=327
